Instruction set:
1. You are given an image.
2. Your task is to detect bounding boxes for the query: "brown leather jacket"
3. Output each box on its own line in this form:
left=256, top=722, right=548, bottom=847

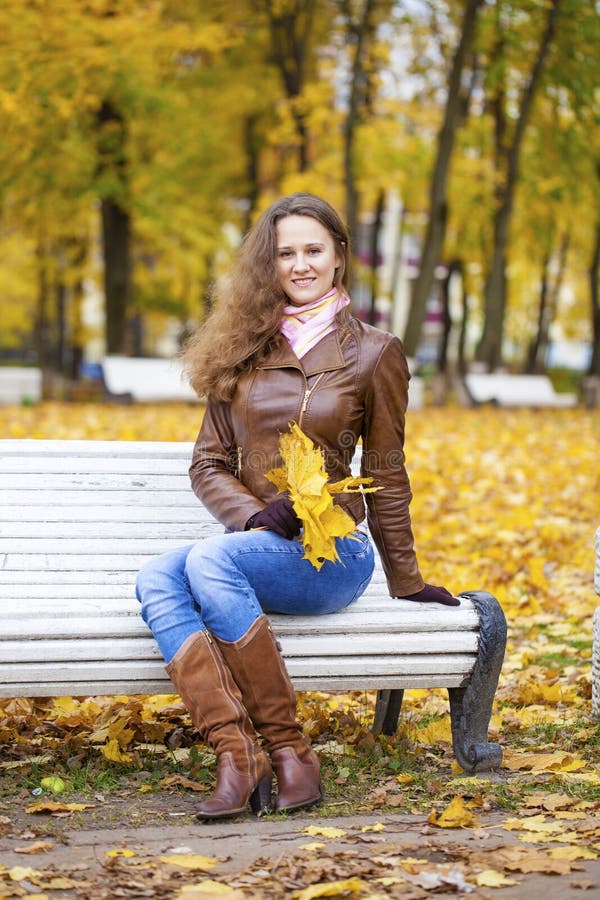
left=189, top=313, right=424, bottom=597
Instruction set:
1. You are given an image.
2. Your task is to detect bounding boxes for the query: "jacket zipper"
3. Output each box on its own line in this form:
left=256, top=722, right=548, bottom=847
left=298, top=372, right=325, bottom=428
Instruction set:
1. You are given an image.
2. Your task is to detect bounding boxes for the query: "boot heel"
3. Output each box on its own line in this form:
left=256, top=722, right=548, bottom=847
left=249, top=775, right=273, bottom=816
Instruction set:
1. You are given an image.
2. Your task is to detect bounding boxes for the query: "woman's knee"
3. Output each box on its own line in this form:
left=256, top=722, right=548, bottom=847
left=135, top=545, right=191, bottom=605
left=184, top=536, right=234, bottom=584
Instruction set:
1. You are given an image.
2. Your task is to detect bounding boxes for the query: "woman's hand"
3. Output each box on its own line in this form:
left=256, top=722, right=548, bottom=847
left=245, top=497, right=301, bottom=540
left=402, top=583, right=460, bottom=606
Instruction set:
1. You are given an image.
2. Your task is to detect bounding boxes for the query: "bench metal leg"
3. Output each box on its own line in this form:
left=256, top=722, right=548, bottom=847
left=448, top=590, right=507, bottom=774
left=372, top=689, right=404, bottom=736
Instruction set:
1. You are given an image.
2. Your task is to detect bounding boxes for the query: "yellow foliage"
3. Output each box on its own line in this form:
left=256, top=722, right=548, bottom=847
left=428, top=796, right=476, bottom=829
left=293, top=879, right=367, bottom=899
left=101, top=739, right=132, bottom=764
left=160, top=855, right=218, bottom=871
left=302, top=825, right=348, bottom=839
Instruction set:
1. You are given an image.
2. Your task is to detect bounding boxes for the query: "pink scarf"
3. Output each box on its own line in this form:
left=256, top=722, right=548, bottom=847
left=280, top=288, right=351, bottom=359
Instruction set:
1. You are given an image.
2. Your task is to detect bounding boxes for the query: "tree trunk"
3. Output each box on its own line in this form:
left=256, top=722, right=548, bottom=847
left=457, top=261, right=469, bottom=376
left=367, top=189, right=385, bottom=325
left=402, top=0, right=484, bottom=357
left=438, top=259, right=461, bottom=374
left=101, top=196, right=131, bottom=355
left=243, top=115, right=261, bottom=232
left=526, top=249, right=551, bottom=374
left=33, top=239, right=51, bottom=377
left=589, top=219, right=600, bottom=377
left=67, top=237, right=88, bottom=381
left=55, top=280, right=67, bottom=375
left=526, top=230, right=569, bottom=374
left=476, top=0, right=560, bottom=370
left=98, top=100, right=131, bottom=355
left=341, top=0, right=376, bottom=247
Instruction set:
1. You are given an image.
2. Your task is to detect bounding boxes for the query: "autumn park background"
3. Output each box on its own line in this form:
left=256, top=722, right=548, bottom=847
left=1, top=1, right=600, bottom=895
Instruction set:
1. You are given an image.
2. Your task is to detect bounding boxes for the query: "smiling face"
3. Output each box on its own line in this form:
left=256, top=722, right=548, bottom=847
left=275, top=214, right=341, bottom=306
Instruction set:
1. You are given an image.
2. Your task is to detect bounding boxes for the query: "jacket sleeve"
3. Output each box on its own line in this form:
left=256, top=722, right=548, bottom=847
left=189, top=400, right=264, bottom=531
left=361, top=337, right=425, bottom=597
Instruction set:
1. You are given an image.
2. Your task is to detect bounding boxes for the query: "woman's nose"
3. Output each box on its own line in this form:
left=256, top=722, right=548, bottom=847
left=293, top=254, right=309, bottom=272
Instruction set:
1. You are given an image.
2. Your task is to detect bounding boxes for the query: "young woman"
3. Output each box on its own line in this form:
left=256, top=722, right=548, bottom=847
left=136, top=192, right=458, bottom=820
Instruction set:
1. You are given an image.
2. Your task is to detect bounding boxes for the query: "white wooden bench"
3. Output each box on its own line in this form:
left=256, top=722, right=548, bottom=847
left=462, top=373, right=577, bottom=408
left=102, top=356, right=199, bottom=403
left=0, top=439, right=507, bottom=774
left=592, top=527, right=600, bottom=720
left=0, top=367, right=42, bottom=405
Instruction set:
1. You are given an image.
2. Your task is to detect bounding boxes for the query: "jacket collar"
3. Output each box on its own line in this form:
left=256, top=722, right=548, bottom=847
left=259, top=327, right=348, bottom=376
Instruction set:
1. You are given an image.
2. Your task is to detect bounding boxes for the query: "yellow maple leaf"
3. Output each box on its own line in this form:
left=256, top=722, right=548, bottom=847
left=265, top=422, right=379, bottom=570
left=174, top=883, right=245, bottom=898
left=548, top=846, right=598, bottom=861
left=8, top=865, right=40, bottom=881
left=502, top=814, right=563, bottom=834
left=159, top=854, right=218, bottom=870
left=428, top=796, right=476, bottom=828
left=395, top=773, right=415, bottom=784
left=25, top=800, right=95, bottom=815
left=361, top=821, right=385, bottom=832
left=501, top=748, right=586, bottom=773
left=294, top=878, right=367, bottom=899
left=476, top=869, right=518, bottom=887
left=302, top=825, right=347, bottom=838
left=101, top=738, right=132, bottom=764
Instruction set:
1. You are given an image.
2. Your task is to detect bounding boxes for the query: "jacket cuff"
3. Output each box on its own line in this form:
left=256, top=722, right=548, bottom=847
left=388, top=574, right=425, bottom=598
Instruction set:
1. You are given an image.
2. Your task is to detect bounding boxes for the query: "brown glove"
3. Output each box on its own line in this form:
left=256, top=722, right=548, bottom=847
left=245, top=497, right=301, bottom=540
left=402, top=583, right=460, bottom=607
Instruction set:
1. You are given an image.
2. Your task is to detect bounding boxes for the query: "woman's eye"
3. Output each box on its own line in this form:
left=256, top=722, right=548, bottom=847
left=308, top=247, right=321, bottom=255
left=278, top=251, right=292, bottom=259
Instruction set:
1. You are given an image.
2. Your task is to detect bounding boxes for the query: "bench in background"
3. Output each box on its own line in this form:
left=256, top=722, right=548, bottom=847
left=461, top=373, right=577, bottom=408
left=0, top=367, right=42, bottom=405
left=101, top=356, right=199, bottom=403
left=0, top=439, right=507, bottom=774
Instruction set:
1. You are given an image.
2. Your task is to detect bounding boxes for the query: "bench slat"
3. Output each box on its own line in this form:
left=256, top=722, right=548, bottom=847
left=0, top=489, right=202, bottom=508
left=0, top=629, right=479, bottom=661
left=3, top=549, right=192, bottom=569
left=0, top=654, right=476, bottom=686
left=0, top=572, right=136, bottom=588
left=3, top=613, right=478, bottom=639
left=0, top=523, right=212, bottom=540
left=0, top=505, right=212, bottom=524
left=0, top=673, right=469, bottom=697
left=3, top=597, right=477, bottom=631
left=0, top=474, right=190, bottom=491
left=0, top=457, right=195, bottom=475
left=0, top=439, right=196, bottom=457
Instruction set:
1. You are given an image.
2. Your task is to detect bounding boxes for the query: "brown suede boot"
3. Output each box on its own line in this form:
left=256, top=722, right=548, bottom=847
left=215, top=615, right=323, bottom=813
left=166, top=630, right=272, bottom=819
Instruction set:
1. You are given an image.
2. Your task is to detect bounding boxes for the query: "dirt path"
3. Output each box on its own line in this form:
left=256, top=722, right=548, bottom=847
left=1, top=795, right=599, bottom=899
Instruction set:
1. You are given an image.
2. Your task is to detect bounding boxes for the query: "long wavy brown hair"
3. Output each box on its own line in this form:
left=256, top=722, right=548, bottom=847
left=181, top=193, right=351, bottom=401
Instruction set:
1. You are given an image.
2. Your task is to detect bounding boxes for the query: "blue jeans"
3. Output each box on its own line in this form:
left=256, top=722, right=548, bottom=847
left=136, top=530, right=375, bottom=663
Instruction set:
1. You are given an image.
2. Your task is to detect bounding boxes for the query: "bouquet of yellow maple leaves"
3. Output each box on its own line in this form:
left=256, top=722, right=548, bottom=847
left=265, top=422, right=379, bottom=570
